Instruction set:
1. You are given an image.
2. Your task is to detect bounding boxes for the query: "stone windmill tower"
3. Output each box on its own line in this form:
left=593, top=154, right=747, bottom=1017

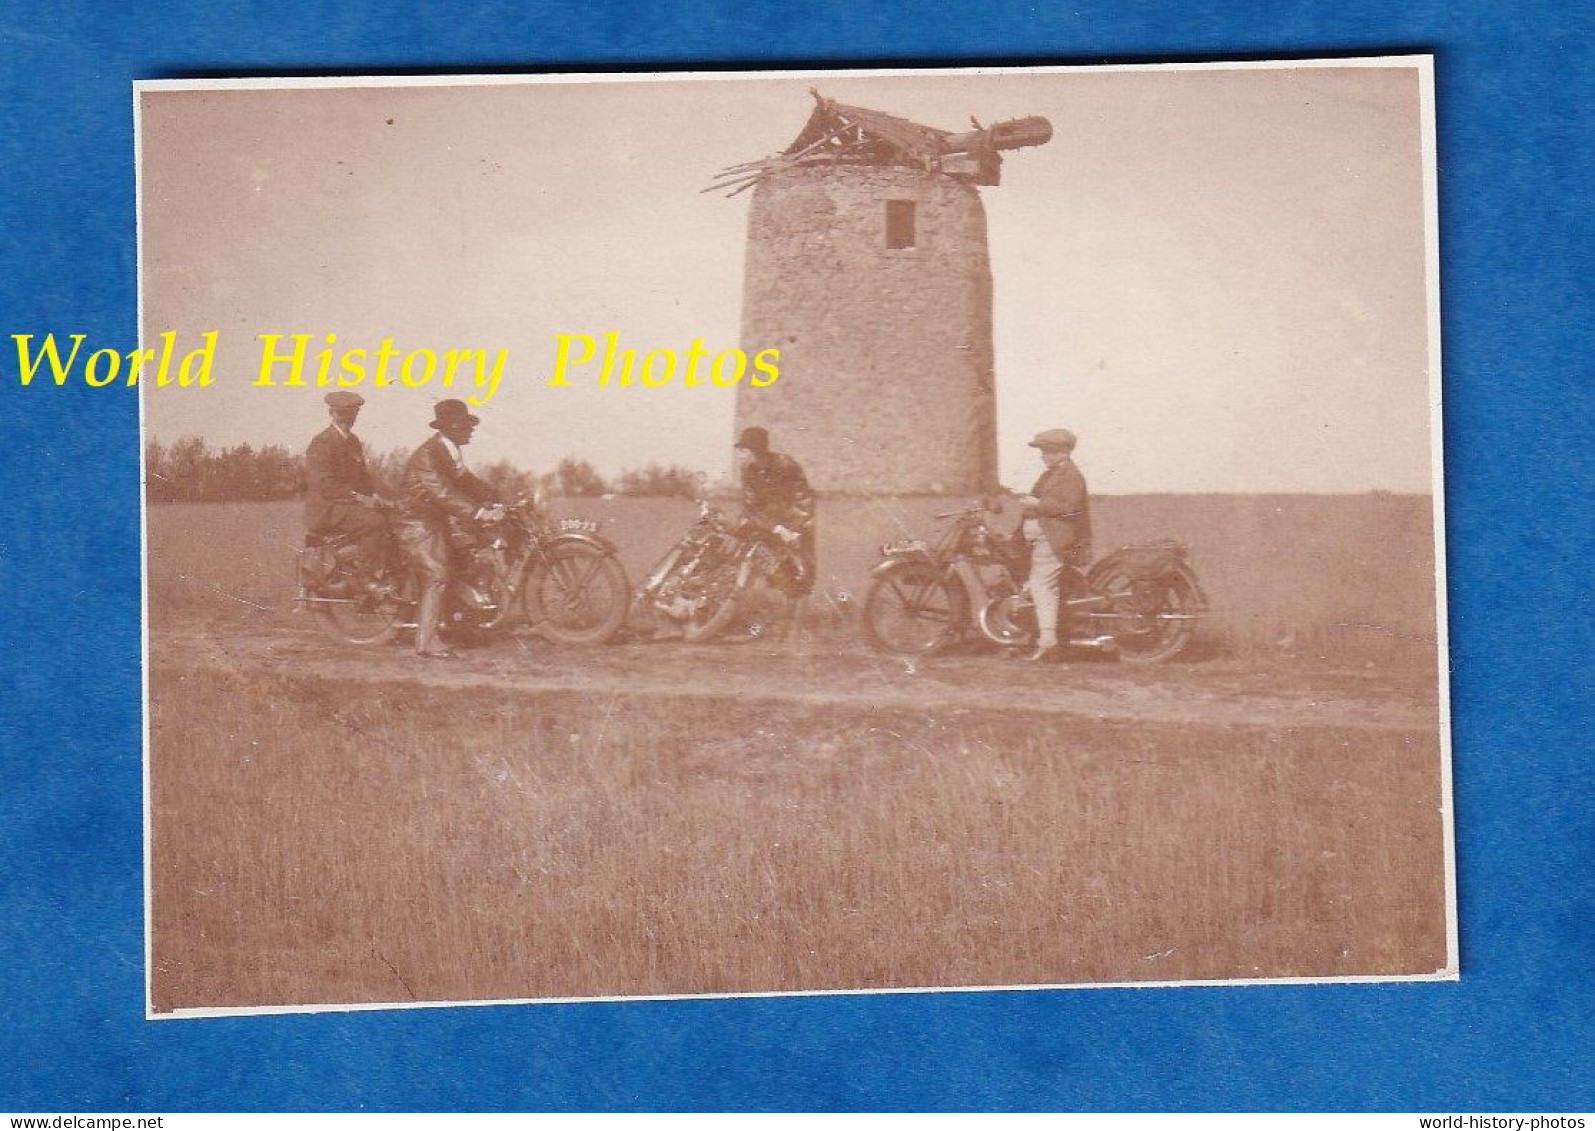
left=710, top=93, right=1052, bottom=494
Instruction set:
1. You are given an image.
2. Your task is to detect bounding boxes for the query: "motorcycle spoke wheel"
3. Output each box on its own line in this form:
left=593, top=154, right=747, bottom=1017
left=525, top=546, right=630, bottom=645
left=315, top=586, right=403, bottom=646
left=1091, top=568, right=1198, bottom=664
left=862, top=563, right=963, bottom=655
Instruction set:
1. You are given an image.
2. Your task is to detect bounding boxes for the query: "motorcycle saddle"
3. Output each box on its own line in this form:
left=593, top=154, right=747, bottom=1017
left=1102, top=539, right=1189, bottom=579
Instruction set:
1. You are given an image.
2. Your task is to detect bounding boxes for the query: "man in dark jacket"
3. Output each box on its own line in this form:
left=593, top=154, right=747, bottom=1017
left=1016, top=427, right=1094, bottom=662
left=398, top=399, right=499, bottom=659
left=303, top=391, right=388, bottom=571
left=735, top=426, right=816, bottom=596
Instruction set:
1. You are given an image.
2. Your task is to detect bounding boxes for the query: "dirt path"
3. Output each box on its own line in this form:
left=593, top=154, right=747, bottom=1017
left=152, top=619, right=1440, bottom=733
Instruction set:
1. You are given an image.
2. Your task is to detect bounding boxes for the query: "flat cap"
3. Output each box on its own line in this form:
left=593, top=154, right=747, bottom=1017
left=1028, top=428, right=1077, bottom=452
left=324, top=391, right=365, bottom=409
left=734, top=426, right=770, bottom=452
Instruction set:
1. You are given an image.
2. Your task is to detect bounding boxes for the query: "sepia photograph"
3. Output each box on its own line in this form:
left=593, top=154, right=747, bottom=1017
left=136, top=59, right=1454, bottom=1016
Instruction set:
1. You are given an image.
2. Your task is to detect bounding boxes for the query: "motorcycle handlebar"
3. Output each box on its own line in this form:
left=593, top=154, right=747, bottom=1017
left=933, top=500, right=1002, bottom=521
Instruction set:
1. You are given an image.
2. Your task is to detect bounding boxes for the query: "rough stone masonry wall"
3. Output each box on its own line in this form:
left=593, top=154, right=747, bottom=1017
left=735, top=164, right=998, bottom=495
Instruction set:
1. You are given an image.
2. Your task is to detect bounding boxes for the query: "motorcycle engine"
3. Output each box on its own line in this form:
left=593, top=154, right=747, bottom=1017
left=979, top=593, right=1037, bottom=646
left=665, top=594, right=705, bottom=620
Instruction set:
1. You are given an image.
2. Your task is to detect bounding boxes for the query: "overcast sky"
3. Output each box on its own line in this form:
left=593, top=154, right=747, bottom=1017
left=139, top=62, right=1436, bottom=493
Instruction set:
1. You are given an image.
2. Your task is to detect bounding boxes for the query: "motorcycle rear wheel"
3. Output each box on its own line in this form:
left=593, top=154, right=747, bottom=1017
left=523, top=544, right=631, bottom=645
left=314, top=577, right=408, bottom=646
left=862, top=561, right=966, bottom=655
left=1088, top=565, right=1199, bottom=664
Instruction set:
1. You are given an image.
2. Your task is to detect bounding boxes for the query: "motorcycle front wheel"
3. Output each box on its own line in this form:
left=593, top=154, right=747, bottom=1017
left=1088, top=565, right=1200, bottom=664
left=862, top=560, right=966, bottom=655
left=522, top=544, right=631, bottom=645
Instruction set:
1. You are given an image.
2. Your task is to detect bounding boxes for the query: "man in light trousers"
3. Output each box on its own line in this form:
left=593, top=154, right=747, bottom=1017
left=1016, top=428, right=1094, bottom=662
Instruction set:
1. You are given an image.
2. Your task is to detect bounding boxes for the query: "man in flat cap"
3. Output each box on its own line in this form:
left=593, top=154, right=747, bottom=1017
left=303, top=390, right=388, bottom=576
left=735, top=426, right=817, bottom=596
left=1015, top=427, right=1094, bottom=662
left=397, top=398, right=500, bottom=659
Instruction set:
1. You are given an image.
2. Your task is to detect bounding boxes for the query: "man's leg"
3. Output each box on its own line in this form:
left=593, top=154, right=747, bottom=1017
left=795, top=528, right=817, bottom=596
left=1027, top=537, right=1064, bottom=651
left=352, top=508, right=390, bottom=574
left=324, top=503, right=390, bottom=576
left=415, top=572, right=448, bottom=655
left=400, top=522, right=452, bottom=657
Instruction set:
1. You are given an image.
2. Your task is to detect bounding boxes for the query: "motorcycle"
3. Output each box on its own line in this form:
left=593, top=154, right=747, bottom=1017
left=295, top=498, right=631, bottom=648
left=632, top=501, right=808, bottom=643
left=860, top=500, right=1207, bottom=663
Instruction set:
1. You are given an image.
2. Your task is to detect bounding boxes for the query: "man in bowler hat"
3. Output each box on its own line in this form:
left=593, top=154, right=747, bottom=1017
left=735, top=426, right=817, bottom=596
left=1015, top=427, right=1094, bottom=662
left=303, top=390, right=388, bottom=574
left=398, top=399, right=500, bottom=659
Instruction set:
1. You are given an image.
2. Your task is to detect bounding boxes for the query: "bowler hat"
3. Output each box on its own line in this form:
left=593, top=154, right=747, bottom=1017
left=1028, top=428, right=1077, bottom=452
left=734, top=426, right=770, bottom=453
left=324, top=391, right=365, bottom=409
left=430, top=399, right=481, bottom=430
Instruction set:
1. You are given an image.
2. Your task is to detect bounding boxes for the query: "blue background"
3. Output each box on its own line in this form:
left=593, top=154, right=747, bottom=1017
left=1, top=0, right=1590, bottom=1112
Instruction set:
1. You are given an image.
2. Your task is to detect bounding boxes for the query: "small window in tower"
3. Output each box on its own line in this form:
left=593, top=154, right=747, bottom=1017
left=885, top=199, right=916, bottom=249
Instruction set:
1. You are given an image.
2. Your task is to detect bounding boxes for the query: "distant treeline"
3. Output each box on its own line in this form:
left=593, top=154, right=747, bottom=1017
left=144, top=437, right=704, bottom=504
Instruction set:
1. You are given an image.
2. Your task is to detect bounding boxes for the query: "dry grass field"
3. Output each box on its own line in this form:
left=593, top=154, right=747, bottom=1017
left=149, top=668, right=1446, bottom=1010
left=143, top=493, right=1449, bottom=1011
